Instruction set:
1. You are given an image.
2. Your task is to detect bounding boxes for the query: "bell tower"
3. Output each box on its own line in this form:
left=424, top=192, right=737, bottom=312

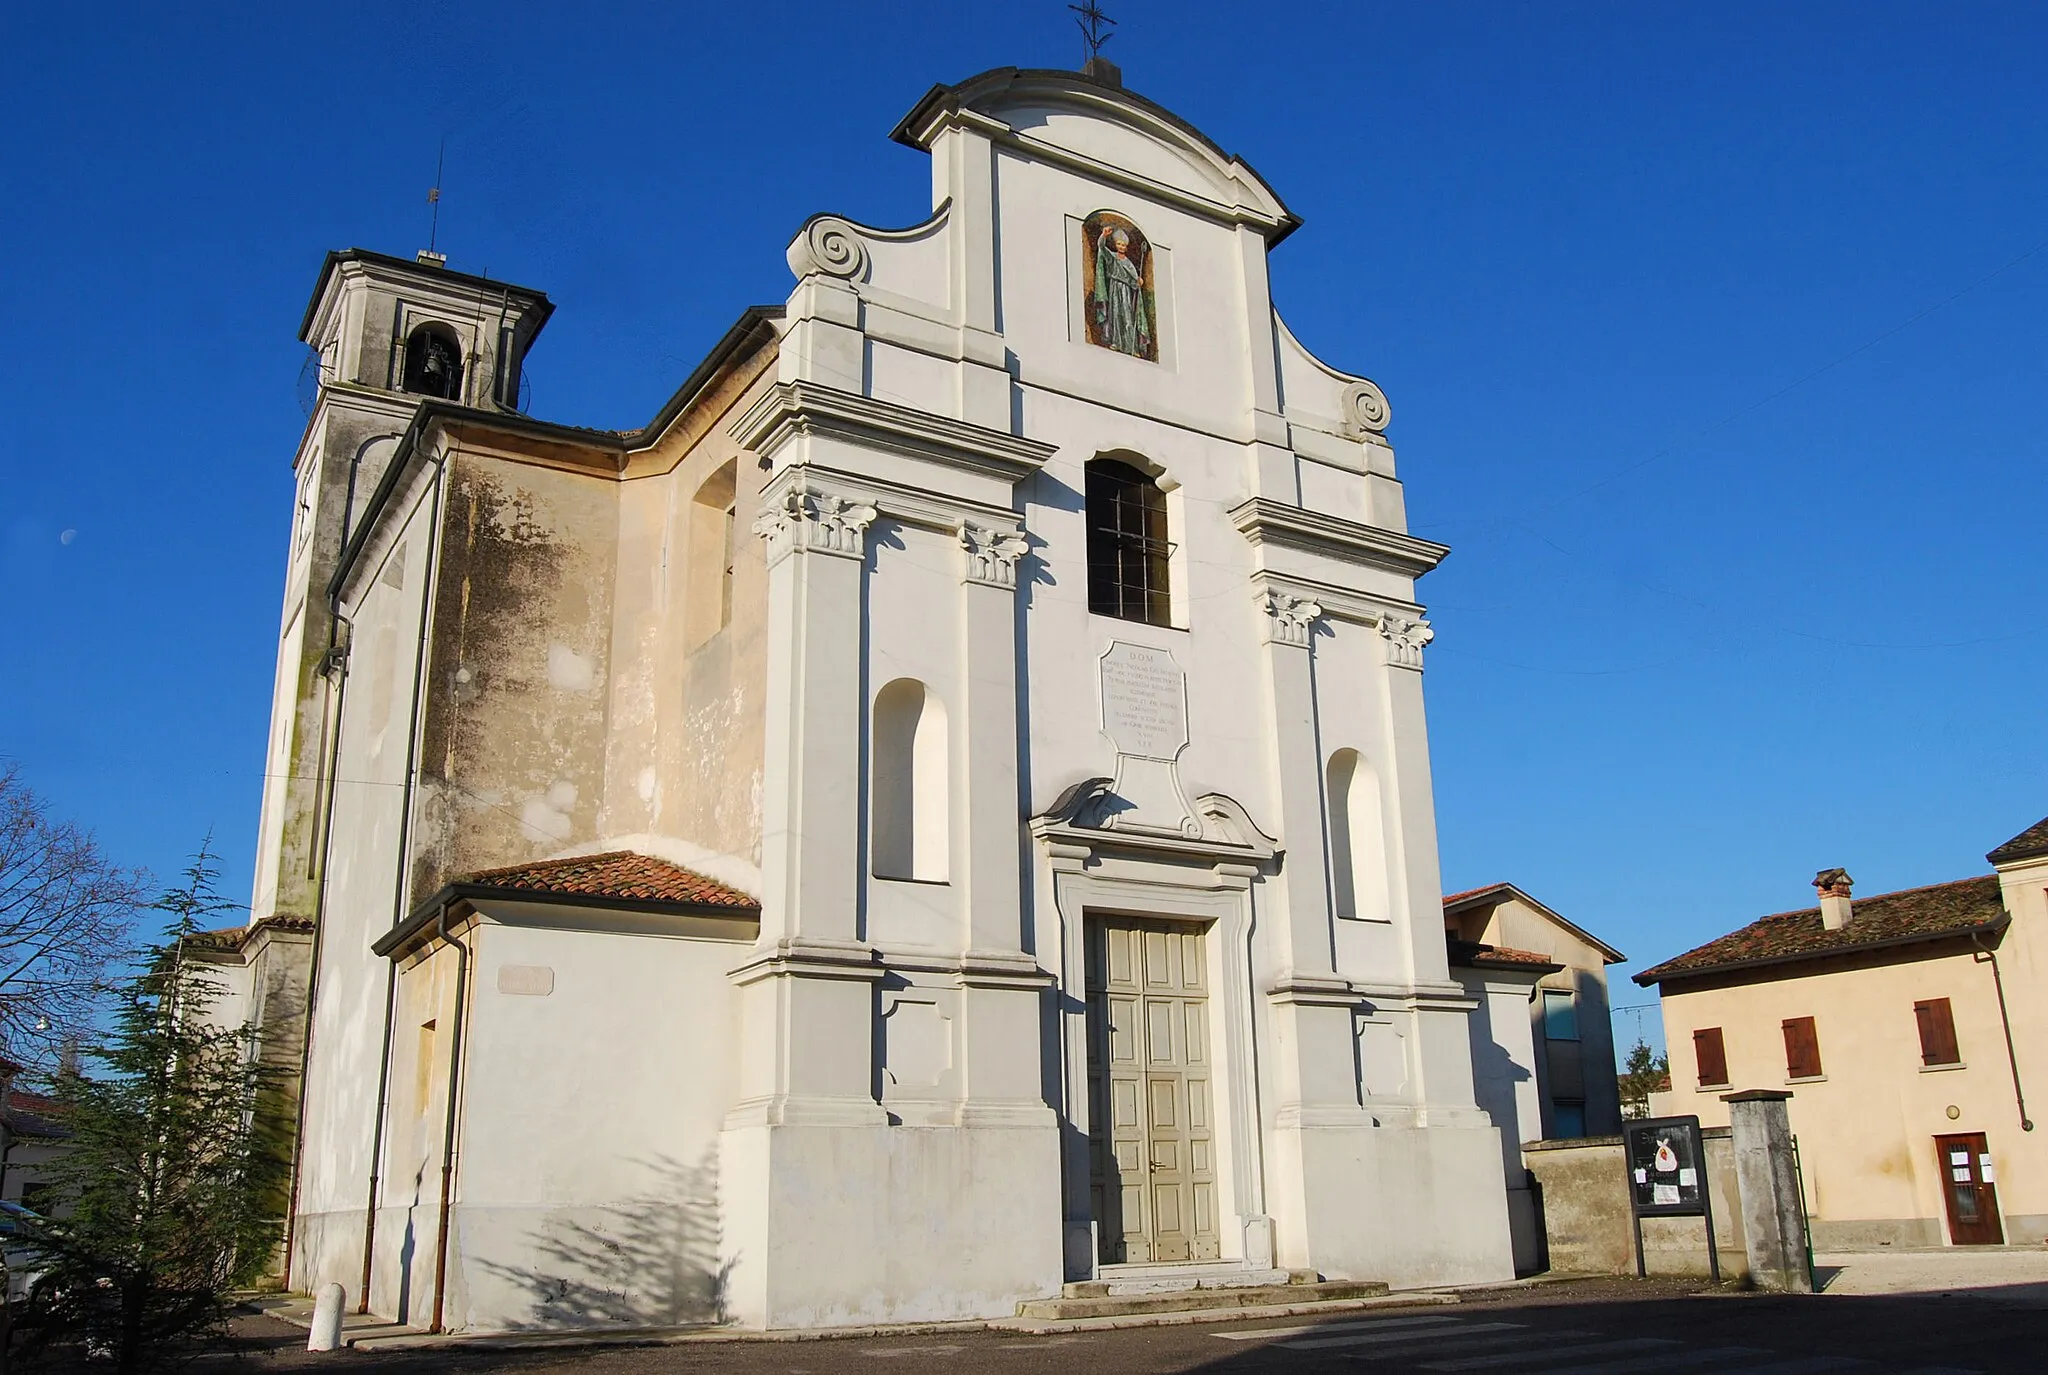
left=248, top=250, right=552, bottom=928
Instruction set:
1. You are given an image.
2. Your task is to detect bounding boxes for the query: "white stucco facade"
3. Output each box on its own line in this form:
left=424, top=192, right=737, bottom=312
left=262, top=65, right=1514, bottom=1335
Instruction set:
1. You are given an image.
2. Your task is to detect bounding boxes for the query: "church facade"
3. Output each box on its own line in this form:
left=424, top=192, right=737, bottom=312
left=250, top=64, right=1515, bottom=1333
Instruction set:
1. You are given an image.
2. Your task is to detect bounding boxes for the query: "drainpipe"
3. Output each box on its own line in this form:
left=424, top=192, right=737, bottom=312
left=1970, top=931, right=2033, bottom=1132
left=428, top=905, right=473, bottom=1334
left=357, top=438, right=453, bottom=1311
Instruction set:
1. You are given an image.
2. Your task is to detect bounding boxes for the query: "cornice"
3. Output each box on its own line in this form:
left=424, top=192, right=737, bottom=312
left=1230, top=498, right=1449, bottom=578
left=731, top=381, right=1056, bottom=485
left=1246, top=570, right=1421, bottom=628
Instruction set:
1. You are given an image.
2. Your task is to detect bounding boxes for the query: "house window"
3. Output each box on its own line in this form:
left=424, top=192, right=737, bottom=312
left=1915, top=998, right=1961, bottom=1067
left=1542, top=990, right=1580, bottom=1041
left=402, top=324, right=464, bottom=400
left=1551, top=1101, right=1587, bottom=1139
left=1783, top=1016, right=1823, bottom=1080
left=1085, top=458, right=1172, bottom=626
left=1693, top=1027, right=1729, bottom=1088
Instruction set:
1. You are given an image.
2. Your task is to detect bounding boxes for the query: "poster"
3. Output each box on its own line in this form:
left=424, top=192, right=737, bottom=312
left=1624, top=1116, right=1709, bottom=1217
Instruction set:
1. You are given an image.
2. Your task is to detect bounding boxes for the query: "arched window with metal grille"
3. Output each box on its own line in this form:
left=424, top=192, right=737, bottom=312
left=1084, top=457, right=1173, bottom=626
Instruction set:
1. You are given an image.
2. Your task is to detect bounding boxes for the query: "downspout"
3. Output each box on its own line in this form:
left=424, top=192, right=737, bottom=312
left=1970, top=931, right=2033, bottom=1132
left=357, top=437, right=453, bottom=1311
left=428, top=906, right=473, bottom=1334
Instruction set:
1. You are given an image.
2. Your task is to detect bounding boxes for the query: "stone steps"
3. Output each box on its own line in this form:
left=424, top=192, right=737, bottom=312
left=1017, top=1278, right=1390, bottom=1320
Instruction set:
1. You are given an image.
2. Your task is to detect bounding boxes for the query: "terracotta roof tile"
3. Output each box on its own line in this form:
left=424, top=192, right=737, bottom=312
left=1635, top=874, right=2007, bottom=986
left=459, top=851, right=759, bottom=911
left=1447, top=936, right=1563, bottom=973
left=1989, top=815, right=2048, bottom=866
left=1442, top=883, right=1510, bottom=907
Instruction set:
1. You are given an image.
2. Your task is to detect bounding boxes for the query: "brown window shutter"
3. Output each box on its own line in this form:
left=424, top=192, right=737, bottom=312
left=1783, top=1016, right=1822, bottom=1078
left=1915, top=998, right=1959, bottom=1066
left=1693, top=1026, right=1728, bottom=1087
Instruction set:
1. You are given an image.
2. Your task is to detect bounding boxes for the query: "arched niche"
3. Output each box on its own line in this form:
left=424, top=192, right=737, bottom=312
left=686, top=460, right=739, bottom=649
left=872, top=678, right=949, bottom=883
left=1327, top=748, right=1390, bottom=922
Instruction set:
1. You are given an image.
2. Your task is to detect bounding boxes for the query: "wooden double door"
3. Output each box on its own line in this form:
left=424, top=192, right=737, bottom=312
left=1086, top=916, right=1221, bottom=1265
left=1936, top=1133, right=2004, bottom=1245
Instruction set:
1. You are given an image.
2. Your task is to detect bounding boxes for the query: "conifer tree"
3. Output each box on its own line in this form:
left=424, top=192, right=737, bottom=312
left=1617, top=1038, right=1672, bottom=1120
left=13, top=846, right=288, bottom=1371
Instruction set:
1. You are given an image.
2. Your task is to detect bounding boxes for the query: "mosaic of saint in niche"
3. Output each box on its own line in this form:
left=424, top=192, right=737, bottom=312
left=1082, top=211, right=1158, bottom=361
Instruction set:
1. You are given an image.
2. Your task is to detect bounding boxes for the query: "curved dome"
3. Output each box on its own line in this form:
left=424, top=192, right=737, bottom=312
left=891, top=67, right=1300, bottom=244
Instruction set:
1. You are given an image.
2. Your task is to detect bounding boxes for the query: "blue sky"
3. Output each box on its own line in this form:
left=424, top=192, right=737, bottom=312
left=4, top=2, right=2044, bottom=1054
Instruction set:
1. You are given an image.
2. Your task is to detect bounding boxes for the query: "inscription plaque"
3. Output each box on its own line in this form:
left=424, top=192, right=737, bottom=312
left=1100, top=642, right=1188, bottom=760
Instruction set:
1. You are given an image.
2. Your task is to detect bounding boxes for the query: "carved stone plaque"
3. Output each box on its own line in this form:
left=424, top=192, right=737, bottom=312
left=1100, top=642, right=1188, bottom=760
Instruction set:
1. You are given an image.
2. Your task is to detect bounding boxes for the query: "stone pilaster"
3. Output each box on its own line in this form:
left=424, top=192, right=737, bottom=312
left=955, top=522, right=1052, bottom=1124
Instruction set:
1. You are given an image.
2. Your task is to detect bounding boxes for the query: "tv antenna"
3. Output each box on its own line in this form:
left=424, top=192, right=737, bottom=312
left=1070, top=1, right=1116, bottom=63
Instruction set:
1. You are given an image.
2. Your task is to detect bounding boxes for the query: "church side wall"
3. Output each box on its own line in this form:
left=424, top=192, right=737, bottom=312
left=410, top=451, right=620, bottom=902
left=602, top=354, right=777, bottom=890
left=290, top=464, right=441, bottom=1301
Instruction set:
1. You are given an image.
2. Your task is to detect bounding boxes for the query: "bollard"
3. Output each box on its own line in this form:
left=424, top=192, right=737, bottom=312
left=307, top=1282, right=347, bottom=1352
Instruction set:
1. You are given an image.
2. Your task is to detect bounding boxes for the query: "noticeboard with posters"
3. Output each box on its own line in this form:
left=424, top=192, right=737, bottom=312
left=1625, top=1115, right=1708, bottom=1217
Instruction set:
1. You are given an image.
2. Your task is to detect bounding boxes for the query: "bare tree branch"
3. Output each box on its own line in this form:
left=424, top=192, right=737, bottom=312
left=0, top=764, right=144, bottom=1059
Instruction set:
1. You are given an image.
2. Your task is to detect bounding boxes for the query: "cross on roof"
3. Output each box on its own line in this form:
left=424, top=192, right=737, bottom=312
left=1070, top=1, right=1117, bottom=62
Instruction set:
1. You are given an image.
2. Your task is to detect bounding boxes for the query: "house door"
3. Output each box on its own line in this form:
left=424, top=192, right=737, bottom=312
left=1935, top=1133, right=2004, bottom=1245
left=1086, top=917, right=1219, bottom=1265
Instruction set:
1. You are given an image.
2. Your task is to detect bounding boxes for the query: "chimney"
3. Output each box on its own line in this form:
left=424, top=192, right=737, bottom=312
left=1814, top=868, right=1854, bottom=930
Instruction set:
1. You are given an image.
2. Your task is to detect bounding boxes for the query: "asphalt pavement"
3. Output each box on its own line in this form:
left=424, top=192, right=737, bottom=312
left=203, top=1274, right=2048, bottom=1375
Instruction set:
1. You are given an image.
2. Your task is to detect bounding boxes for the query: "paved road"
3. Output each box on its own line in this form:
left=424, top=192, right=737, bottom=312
left=215, top=1277, right=2048, bottom=1374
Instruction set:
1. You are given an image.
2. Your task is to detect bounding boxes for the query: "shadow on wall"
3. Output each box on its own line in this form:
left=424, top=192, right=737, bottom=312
left=476, top=1151, right=730, bottom=1330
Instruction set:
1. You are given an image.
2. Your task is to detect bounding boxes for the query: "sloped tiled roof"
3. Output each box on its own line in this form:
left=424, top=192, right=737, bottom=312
left=4, top=1087, right=65, bottom=1138
left=458, top=851, right=759, bottom=911
left=1989, top=815, right=2048, bottom=867
left=1447, top=937, right=1564, bottom=974
left=1635, top=875, right=2007, bottom=986
left=185, top=915, right=316, bottom=954
left=1441, top=882, right=1627, bottom=964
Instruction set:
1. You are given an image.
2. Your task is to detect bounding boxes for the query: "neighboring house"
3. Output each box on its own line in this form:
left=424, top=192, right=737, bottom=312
left=1445, top=884, right=1628, bottom=1142
left=240, top=60, right=1521, bottom=1334
left=0, top=1059, right=67, bottom=1213
left=1637, top=814, right=2048, bottom=1248
left=1444, top=884, right=1627, bottom=1274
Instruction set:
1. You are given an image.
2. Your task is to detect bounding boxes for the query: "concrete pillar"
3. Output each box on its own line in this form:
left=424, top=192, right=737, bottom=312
left=1723, top=1090, right=1813, bottom=1293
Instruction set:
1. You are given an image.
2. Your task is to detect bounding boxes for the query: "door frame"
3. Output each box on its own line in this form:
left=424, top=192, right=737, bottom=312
left=1086, top=914, right=1223, bottom=1265
left=1046, top=865, right=1266, bottom=1280
left=1934, top=1132, right=2005, bottom=1245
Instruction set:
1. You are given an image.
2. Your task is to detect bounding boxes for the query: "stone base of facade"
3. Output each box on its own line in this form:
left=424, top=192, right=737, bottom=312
left=1277, top=1121, right=1516, bottom=1288
left=717, top=1118, right=1064, bottom=1329
left=1806, top=1217, right=1942, bottom=1249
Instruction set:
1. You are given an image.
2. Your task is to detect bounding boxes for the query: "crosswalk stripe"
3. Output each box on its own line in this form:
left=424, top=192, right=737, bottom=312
left=1539, top=1347, right=1769, bottom=1375
left=1282, top=1322, right=1534, bottom=1351
left=1212, top=1314, right=1473, bottom=1341
left=1422, top=1337, right=1680, bottom=1370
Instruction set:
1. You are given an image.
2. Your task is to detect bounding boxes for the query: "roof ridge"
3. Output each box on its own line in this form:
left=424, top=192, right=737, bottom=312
left=1747, top=871, right=2000, bottom=924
